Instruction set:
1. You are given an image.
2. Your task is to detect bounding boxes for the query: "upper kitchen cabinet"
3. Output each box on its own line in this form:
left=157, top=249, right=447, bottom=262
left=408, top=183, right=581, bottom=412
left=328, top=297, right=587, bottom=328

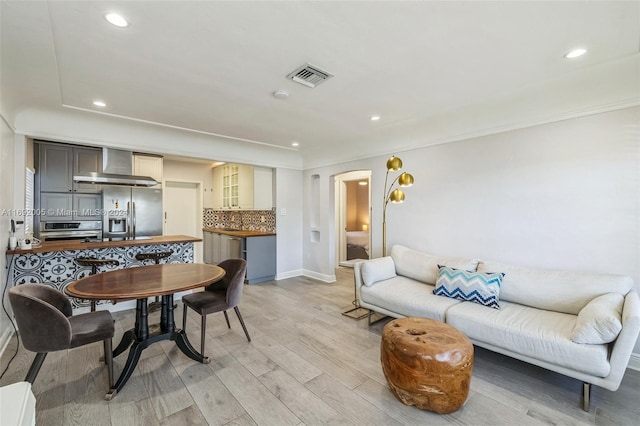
left=74, top=148, right=103, bottom=192
left=38, top=143, right=73, bottom=192
left=133, top=154, right=163, bottom=188
left=212, top=164, right=273, bottom=210
left=37, top=142, right=102, bottom=193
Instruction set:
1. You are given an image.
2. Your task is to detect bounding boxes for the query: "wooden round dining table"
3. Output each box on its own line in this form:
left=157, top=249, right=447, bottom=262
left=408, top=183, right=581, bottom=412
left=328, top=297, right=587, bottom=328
left=65, top=263, right=225, bottom=400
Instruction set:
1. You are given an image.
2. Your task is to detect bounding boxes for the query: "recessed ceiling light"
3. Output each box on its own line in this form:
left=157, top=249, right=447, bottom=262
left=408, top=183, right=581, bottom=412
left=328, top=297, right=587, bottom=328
left=564, top=48, right=587, bottom=59
left=291, top=142, right=299, bottom=147
left=370, top=115, right=381, bottom=121
left=105, top=13, right=129, bottom=27
left=358, top=181, right=368, bottom=186
left=93, top=100, right=106, bottom=107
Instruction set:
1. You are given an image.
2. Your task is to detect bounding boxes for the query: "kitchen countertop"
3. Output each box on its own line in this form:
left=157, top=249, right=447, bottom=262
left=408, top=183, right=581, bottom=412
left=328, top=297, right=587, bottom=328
left=203, top=228, right=276, bottom=237
left=6, top=235, right=202, bottom=255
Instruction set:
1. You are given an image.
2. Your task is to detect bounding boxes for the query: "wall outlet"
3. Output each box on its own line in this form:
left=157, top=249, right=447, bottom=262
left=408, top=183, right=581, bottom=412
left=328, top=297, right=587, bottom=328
left=280, top=208, right=287, bottom=216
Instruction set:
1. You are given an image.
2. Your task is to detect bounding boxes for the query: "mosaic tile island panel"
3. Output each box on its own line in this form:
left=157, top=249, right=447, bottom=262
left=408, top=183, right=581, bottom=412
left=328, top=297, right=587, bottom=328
left=8, top=242, right=194, bottom=310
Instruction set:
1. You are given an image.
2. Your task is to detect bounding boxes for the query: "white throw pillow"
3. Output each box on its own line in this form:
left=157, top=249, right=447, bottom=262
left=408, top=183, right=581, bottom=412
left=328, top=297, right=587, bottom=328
left=570, top=293, right=624, bottom=344
left=390, top=245, right=479, bottom=285
left=361, top=257, right=396, bottom=287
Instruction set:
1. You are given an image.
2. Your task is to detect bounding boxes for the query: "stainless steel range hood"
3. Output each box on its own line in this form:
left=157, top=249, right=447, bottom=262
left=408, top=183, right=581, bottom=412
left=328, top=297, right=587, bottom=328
left=73, top=148, right=158, bottom=187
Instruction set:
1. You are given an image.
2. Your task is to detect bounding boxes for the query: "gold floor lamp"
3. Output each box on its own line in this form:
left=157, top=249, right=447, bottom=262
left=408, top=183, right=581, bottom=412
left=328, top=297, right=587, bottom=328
left=342, top=155, right=414, bottom=320
left=382, top=155, right=414, bottom=257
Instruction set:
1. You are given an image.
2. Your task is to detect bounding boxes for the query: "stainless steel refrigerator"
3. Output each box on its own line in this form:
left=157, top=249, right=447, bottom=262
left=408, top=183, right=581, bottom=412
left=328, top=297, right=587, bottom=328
left=103, top=187, right=163, bottom=240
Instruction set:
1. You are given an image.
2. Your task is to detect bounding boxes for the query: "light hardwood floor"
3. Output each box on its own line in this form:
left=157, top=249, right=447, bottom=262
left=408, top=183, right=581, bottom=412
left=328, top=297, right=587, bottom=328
left=1, top=267, right=638, bottom=425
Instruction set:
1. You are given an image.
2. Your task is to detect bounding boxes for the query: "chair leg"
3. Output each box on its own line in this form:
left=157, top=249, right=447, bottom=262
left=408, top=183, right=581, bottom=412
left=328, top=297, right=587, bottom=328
left=104, top=338, right=114, bottom=389
left=24, top=353, right=47, bottom=384
left=200, top=315, right=207, bottom=357
left=234, top=306, right=251, bottom=342
left=91, top=301, right=96, bottom=312
left=223, top=311, right=231, bottom=329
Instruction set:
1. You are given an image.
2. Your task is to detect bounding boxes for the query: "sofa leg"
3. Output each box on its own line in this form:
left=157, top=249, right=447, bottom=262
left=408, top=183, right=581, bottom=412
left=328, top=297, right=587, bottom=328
left=367, top=310, right=373, bottom=326
left=582, top=382, right=591, bottom=412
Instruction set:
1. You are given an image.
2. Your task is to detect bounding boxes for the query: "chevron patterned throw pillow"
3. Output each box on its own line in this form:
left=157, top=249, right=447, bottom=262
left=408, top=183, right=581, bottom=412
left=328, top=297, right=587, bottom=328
left=433, top=265, right=505, bottom=309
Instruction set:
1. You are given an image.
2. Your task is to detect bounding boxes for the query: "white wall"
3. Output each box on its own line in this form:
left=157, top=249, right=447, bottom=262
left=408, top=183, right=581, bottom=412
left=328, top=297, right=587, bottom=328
left=15, top=107, right=303, bottom=170
left=0, top=116, right=16, bottom=354
left=275, top=167, right=303, bottom=279
left=163, top=159, right=215, bottom=208
left=304, top=106, right=640, bottom=351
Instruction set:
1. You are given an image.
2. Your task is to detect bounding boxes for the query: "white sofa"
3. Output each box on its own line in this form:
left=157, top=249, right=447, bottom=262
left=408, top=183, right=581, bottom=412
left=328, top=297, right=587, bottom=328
left=355, top=245, right=640, bottom=410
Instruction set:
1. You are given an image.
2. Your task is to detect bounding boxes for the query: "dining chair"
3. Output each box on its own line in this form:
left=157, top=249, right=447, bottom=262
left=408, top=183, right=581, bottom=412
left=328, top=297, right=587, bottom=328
left=182, top=259, right=251, bottom=357
left=8, top=284, right=114, bottom=390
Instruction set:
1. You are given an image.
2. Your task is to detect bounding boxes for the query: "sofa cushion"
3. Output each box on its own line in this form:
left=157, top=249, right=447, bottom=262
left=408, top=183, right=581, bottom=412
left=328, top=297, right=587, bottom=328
left=361, top=256, right=396, bottom=287
left=571, top=293, right=624, bottom=344
left=446, top=300, right=610, bottom=377
left=360, top=275, right=461, bottom=322
left=433, top=266, right=504, bottom=309
left=477, top=260, right=634, bottom=315
left=390, top=245, right=479, bottom=285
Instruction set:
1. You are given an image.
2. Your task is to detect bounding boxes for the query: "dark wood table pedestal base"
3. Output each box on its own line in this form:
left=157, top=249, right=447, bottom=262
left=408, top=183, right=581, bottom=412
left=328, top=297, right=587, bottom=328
left=105, top=294, right=209, bottom=400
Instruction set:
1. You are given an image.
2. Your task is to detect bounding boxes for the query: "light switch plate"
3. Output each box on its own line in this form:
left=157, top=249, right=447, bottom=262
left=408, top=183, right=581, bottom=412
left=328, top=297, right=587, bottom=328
left=280, top=208, right=287, bottom=216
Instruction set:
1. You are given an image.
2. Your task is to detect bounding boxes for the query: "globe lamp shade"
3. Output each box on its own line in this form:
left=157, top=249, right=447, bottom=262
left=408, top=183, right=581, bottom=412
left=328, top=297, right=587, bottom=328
left=386, top=156, right=403, bottom=171
left=398, top=172, right=414, bottom=187
left=389, top=189, right=405, bottom=203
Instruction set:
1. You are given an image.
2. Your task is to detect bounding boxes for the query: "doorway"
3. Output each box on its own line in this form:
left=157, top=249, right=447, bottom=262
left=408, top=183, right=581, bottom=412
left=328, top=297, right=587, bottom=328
left=335, top=170, right=372, bottom=267
left=164, top=180, right=202, bottom=262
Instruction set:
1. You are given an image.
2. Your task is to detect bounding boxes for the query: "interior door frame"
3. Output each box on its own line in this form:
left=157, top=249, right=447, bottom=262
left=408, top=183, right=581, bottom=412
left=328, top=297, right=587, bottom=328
left=163, top=179, right=203, bottom=262
left=334, top=170, right=371, bottom=266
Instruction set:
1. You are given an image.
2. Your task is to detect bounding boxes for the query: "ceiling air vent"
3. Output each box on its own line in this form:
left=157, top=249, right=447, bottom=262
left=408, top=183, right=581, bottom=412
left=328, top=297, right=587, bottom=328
left=287, top=63, right=333, bottom=88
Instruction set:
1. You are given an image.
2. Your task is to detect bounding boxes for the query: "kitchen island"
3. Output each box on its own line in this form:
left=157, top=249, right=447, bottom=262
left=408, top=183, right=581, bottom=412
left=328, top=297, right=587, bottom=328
left=6, top=235, right=201, bottom=311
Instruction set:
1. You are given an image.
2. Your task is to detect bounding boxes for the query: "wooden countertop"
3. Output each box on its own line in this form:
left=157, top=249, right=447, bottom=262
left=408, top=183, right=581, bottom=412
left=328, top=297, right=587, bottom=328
left=6, top=235, right=202, bottom=255
left=203, top=228, right=276, bottom=237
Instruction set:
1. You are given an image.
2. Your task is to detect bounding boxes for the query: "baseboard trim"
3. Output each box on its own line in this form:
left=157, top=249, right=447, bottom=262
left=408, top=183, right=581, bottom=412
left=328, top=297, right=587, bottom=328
left=302, top=269, right=336, bottom=283
left=628, top=352, right=640, bottom=372
left=276, top=269, right=304, bottom=280
left=0, top=325, right=15, bottom=359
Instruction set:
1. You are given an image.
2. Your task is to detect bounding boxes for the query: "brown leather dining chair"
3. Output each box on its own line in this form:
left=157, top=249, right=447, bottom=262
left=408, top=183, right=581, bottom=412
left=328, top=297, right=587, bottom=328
left=182, top=259, right=251, bottom=357
left=8, top=284, right=114, bottom=390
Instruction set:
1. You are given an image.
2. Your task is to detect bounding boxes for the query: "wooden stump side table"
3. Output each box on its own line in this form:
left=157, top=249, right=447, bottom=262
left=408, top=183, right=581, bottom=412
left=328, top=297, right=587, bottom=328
left=381, top=317, right=474, bottom=414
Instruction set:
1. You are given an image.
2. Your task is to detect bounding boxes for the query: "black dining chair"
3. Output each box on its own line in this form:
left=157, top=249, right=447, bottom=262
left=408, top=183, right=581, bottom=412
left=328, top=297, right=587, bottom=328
left=8, top=284, right=114, bottom=390
left=182, top=259, right=251, bottom=357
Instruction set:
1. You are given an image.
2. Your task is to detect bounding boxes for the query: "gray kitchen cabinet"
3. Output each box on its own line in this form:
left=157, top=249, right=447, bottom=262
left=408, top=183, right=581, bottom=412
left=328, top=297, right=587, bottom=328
left=73, top=194, right=102, bottom=220
left=39, top=193, right=102, bottom=221
left=203, top=231, right=214, bottom=264
left=39, top=144, right=74, bottom=192
left=73, top=147, right=103, bottom=192
left=39, top=193, right=73, bottom=220
left=212, top=232, right=222, bottom=263
left=38, top=143, right=102, bottom=193
left=36, top=142, right=103, bottom=224
left=245, top=235, right=276, bottom=284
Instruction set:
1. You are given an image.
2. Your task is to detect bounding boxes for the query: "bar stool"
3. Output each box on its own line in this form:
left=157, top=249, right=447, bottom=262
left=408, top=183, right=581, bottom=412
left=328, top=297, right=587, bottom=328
left=135, top=251, right=173, bottom=312
left=74, top=257, right=120, bottom=311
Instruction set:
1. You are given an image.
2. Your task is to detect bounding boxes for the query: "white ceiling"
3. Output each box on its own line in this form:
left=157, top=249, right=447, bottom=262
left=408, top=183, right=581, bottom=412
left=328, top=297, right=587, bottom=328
left=2, top=1, right=639, bottom=168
